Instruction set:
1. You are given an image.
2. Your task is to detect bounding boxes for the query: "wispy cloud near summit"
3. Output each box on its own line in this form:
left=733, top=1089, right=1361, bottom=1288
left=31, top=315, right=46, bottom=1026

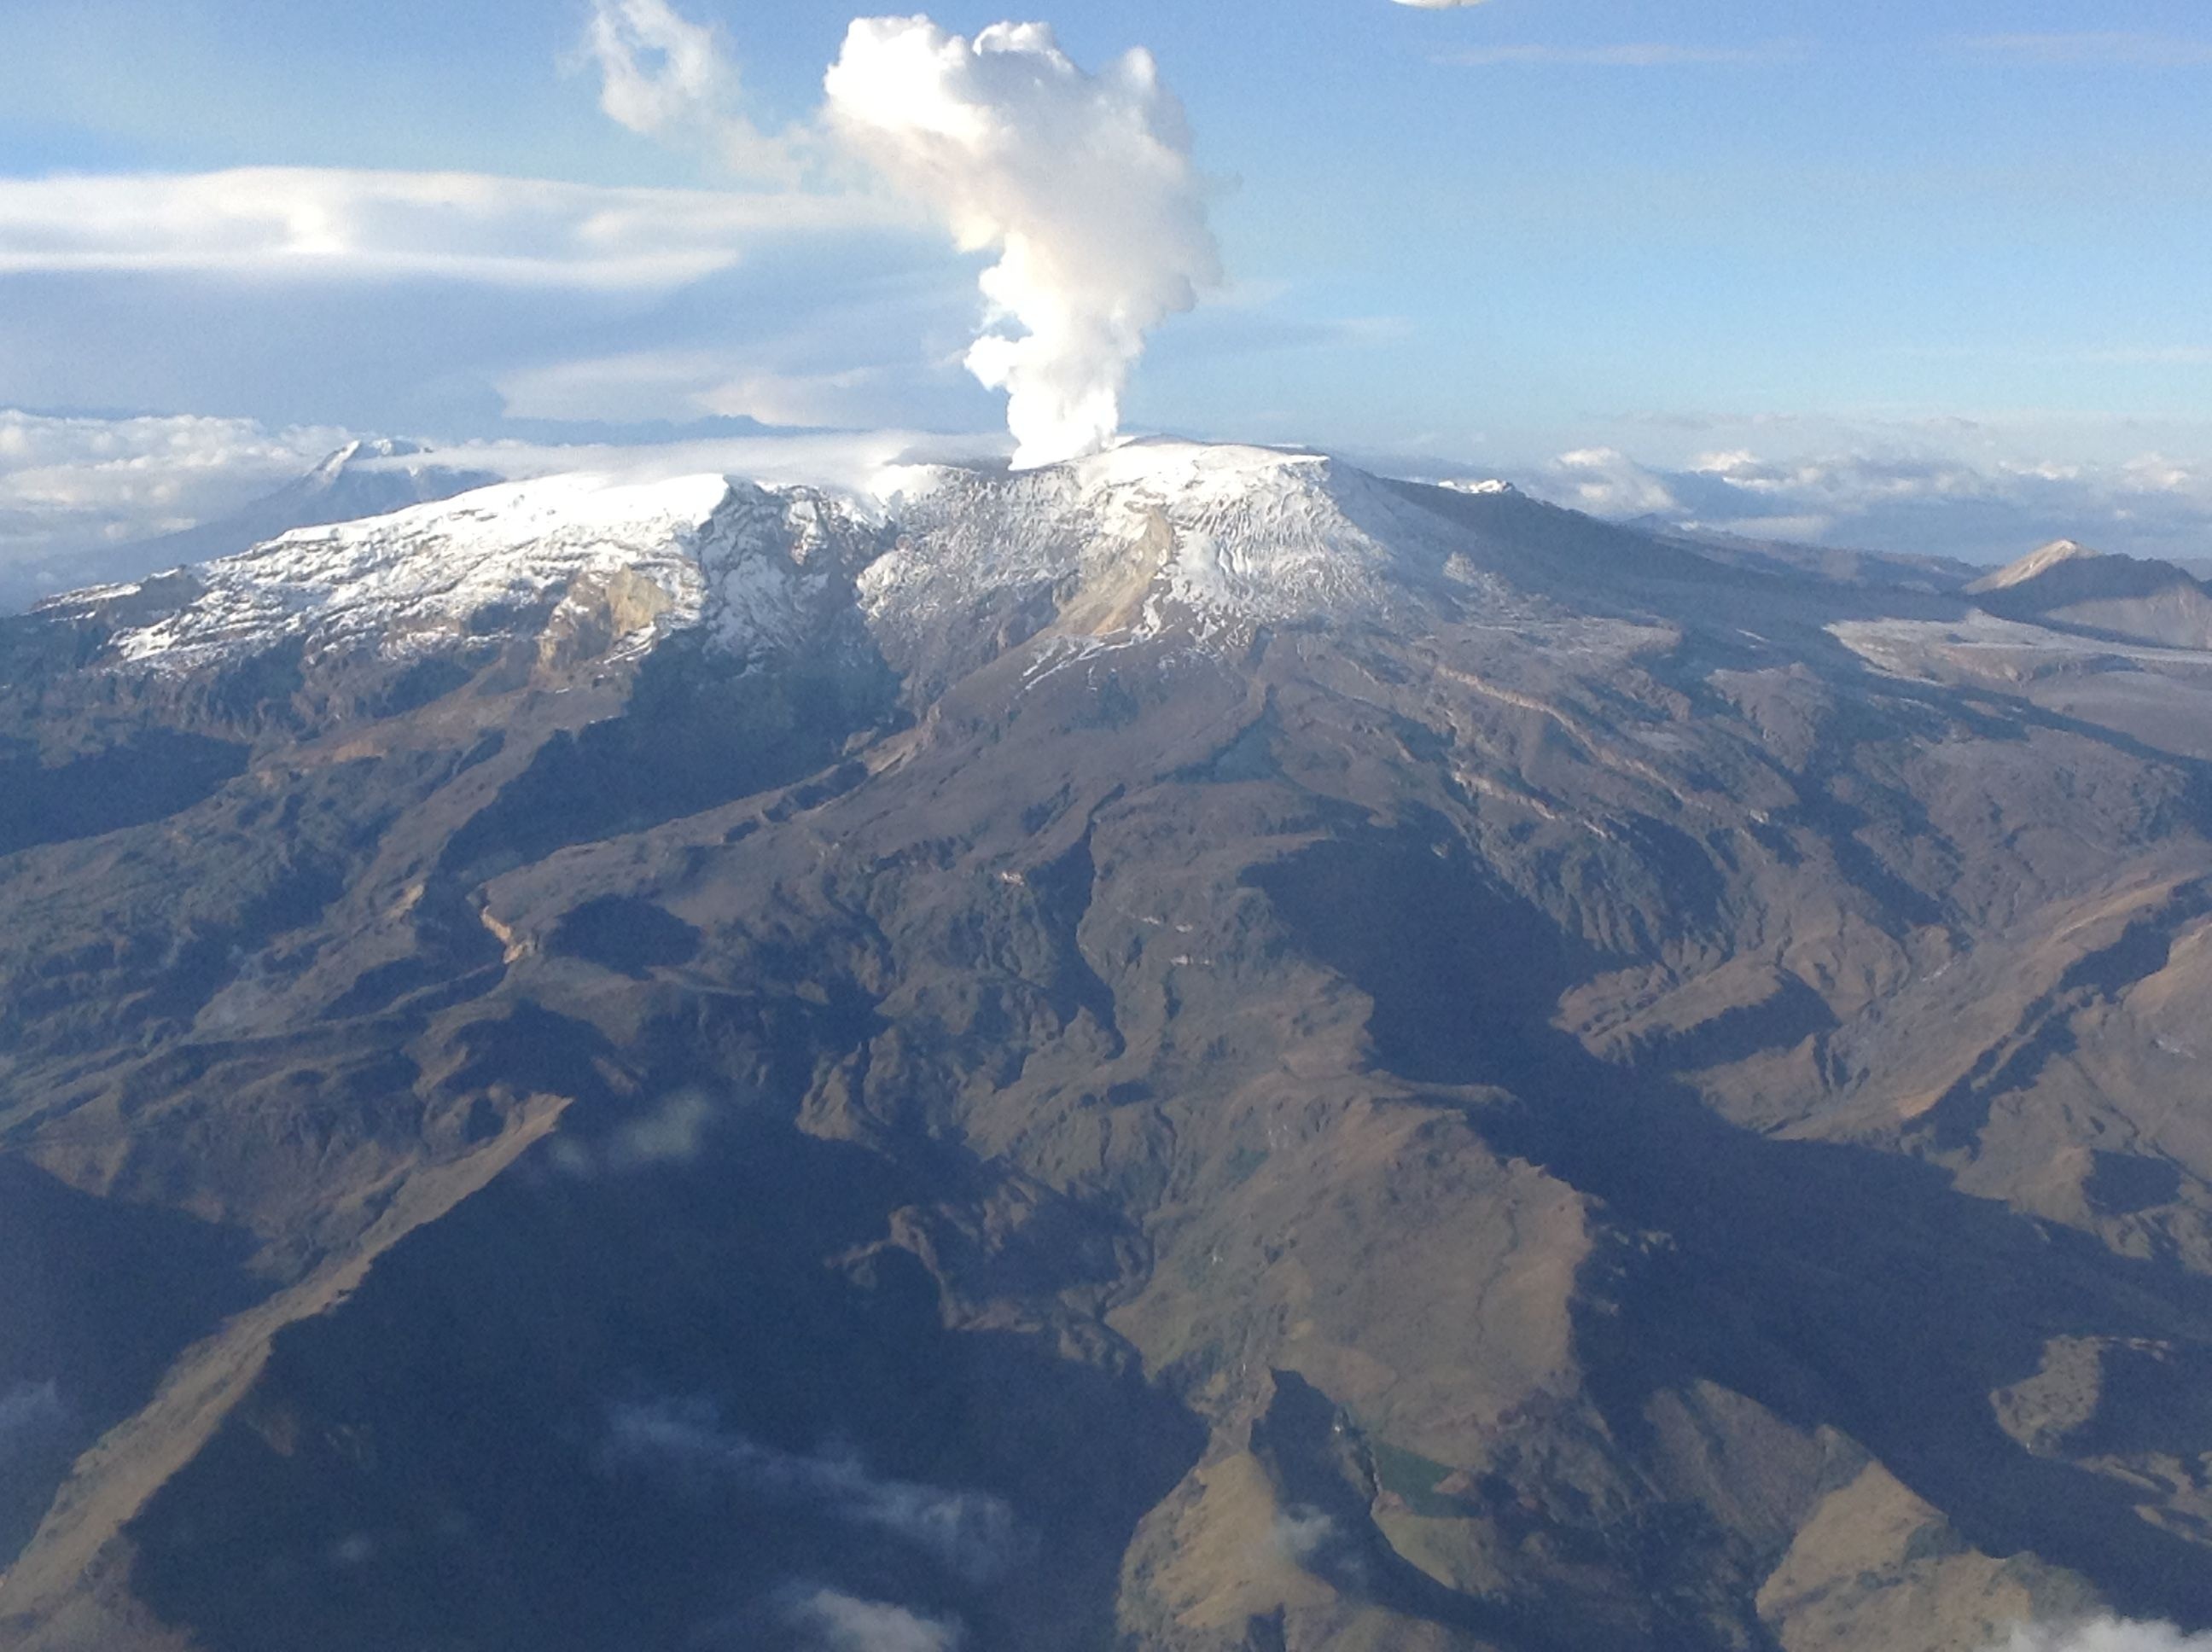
left=1963, top=32, right=2212, bottom=67
left=1437, top=40, right=1807, bottom=67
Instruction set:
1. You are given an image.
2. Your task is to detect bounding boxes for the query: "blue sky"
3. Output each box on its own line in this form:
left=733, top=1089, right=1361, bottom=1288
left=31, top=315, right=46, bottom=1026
left=3, top=0, right=2209, bottom=564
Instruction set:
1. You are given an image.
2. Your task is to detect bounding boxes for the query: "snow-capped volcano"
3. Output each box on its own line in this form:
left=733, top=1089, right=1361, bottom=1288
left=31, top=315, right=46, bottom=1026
left=65, top=439, right=1512, bottom=676
left=867, top=438, right=1477, bottom=646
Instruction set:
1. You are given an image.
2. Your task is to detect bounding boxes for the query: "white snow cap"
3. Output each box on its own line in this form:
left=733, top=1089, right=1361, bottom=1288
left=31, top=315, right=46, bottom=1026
left=824, top=18, right=1220, bottom=470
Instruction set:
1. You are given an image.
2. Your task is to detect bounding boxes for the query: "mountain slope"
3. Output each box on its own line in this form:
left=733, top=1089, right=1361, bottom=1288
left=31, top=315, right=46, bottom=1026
left=3, top=443, right=2212, bottom=1652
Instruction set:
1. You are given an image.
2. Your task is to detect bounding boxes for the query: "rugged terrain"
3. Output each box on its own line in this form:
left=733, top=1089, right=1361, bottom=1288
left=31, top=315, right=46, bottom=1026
left=2, top=439, right=2211, bottom=1651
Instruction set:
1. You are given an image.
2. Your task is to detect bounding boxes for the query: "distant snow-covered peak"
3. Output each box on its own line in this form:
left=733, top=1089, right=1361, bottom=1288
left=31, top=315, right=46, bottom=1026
left=1969, top=538, right=2104, bottom=593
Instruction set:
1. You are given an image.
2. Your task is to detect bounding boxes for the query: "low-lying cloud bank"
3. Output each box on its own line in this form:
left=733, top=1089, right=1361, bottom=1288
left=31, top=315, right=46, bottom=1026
left=0, top=409, right=348, bottom=563
left=1523, top=443, right=2212, bottom=566
left=9, top=403, right=2209, bottom=608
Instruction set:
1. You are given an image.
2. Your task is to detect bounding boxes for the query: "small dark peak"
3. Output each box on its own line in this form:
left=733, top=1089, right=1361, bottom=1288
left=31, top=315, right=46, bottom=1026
left=2082, top=1150, right=2185, bottom=1218
left=1173, top=707, right=1278, bottom=785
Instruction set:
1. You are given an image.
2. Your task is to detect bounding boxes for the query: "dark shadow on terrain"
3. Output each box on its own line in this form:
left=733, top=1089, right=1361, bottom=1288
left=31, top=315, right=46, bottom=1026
left=0, top=1158, right=264, bottom=1568
left=0, top=732, right=247, bottom=856
left=128, top=998, right=1199, bottom=1652
left=1915, top=882, right=2212, bottom=1153
left=1255, top=823, right=2212, bottom=1635
left=1024, top=828, right=1125, bottom=1057
left=439, top=636, right=896, bottom=884
left=1631, top=974, right=1837, bottom=1072
left=547, top=896, right=701, bottom=977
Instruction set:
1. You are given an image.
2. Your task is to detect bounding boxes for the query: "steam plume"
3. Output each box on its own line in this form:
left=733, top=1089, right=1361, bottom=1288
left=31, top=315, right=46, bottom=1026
left=824, top=18, right=1220, bottom=468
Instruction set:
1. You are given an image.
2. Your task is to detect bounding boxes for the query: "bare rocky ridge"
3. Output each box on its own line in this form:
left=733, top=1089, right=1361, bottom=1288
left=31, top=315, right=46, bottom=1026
left=1, top=441, right=2210, bottom=1650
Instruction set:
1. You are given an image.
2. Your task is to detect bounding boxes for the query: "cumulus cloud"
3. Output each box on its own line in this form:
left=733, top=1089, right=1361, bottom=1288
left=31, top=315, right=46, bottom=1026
left=545, top=1091, right=726, bottom=1178
left=822, top=17, right=1220, bottom=468
left=605, top=1399, right=1023, bottom=1584
left=779, top=1587, right=965, bottom=1652
left=2000, top=1620, right=2212, bottom=1652
left=584, top=0, right=804, bottom=181
left=0, top=409, right=350, bottom=564
left=609, top=1091, right=713, bottom=1168
left=1547, top=447, right=1684, bottom=516
left=1270, top=1504, right=1340, bottom=1562
left=0, top=169, right=879, bottom=288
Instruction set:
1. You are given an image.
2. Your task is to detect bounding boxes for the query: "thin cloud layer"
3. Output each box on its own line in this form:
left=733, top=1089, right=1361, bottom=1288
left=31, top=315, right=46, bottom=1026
left=1522, top=440, right=2212, bottom=564
left=0, top=1381, right=69, bottom=1466
left=1963, top=32, right=2212, bottom=67
left=1440, top=42, right=1805, bottom=67
left=499, top=350, right=905, bottom=431
left=0, top=169, right=880, bottom=288
left=823, top=17, right=1220, bottom=468
left=779, top=1588, right=965, bottom=1652
left=604, top=1399, right=1024, bottom=1585
left=2002, top=1620, right=2212, bottom=1652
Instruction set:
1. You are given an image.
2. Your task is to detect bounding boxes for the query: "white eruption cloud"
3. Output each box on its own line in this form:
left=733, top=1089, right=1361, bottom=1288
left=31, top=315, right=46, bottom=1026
left=822, top=18, right=1220, bottom=468
left=2001, top=1622, right=2212, bottom=1652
